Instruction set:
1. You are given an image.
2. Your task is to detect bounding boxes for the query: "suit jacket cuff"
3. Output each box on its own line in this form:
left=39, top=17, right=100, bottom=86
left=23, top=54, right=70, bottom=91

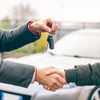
left=65, top=69, right=77, bottom=83
left=24, top=22, right=41, bottom=41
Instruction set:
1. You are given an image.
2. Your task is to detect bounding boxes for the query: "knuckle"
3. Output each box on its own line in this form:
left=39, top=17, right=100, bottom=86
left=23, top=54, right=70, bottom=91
left=54, top=74, right=60, bottom=80
left=49, top=83, right=53, bottom=87
left=53, top=80, right=57, bottom=84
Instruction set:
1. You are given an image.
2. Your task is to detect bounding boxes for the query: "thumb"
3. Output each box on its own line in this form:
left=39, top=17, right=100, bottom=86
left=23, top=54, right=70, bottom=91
left=41, top=25, right=51, bottom=32
left=46, top=68, right=64, bottom=78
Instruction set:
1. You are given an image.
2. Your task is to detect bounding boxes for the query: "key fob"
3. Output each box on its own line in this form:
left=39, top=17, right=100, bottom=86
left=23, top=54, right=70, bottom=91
left=47, top=35, right=54, bottom=49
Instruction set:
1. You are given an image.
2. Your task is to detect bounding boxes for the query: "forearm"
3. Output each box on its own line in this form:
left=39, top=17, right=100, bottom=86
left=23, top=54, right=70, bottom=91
left=0, top=23, right=40, bottom=52
left=65, top=63, right=100, bottom=86
left=0, top=61, right=35, bottom=87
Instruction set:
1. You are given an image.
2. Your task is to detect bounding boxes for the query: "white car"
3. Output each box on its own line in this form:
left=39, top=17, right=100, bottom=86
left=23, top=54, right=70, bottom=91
left=11, top=28, right=100, bottom=70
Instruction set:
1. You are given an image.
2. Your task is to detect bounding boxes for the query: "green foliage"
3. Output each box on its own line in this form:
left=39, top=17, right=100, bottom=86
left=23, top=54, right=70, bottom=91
left=15, top=32, right=49, bottom=54
left=15, top=42, right=47, bottom=54
left=0, top=17, right=11, bottom=30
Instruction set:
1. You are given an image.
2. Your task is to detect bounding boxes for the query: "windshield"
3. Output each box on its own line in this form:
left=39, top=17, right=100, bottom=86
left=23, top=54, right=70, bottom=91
left=48, top=29, right=100, bottom=58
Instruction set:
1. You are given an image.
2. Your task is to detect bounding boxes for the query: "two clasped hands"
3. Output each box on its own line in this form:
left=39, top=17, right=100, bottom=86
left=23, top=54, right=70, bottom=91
left=35, top=67, right=66, bottom=91
left=29, top=19, right=67, bottom=91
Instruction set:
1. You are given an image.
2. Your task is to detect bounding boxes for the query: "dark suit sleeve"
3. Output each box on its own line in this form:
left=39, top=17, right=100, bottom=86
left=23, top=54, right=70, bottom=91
left=0, top=60, right=35, bottom=87
left=65, top=63, right=100, bottom=86
left=0, top=23, right=40, bottom=52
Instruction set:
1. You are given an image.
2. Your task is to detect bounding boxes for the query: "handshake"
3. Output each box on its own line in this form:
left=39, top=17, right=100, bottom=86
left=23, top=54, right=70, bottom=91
left=34, top=67, right=66, bottom=91
left=30, top=19, right=66, bottom=91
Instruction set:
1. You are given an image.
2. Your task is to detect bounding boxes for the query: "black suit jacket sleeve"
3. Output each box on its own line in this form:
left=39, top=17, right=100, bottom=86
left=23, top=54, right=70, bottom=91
left=0, top=23, right=40, bottom=52
left=0, top=61, right=35, bottom=87
left=65, top=63, right=100, bottom=86
left=0, top=23, right=40, bottom=87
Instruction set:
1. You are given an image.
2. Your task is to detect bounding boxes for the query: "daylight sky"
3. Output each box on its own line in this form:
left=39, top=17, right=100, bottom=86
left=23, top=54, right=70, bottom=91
left=0, top=0, right=100, bottom=22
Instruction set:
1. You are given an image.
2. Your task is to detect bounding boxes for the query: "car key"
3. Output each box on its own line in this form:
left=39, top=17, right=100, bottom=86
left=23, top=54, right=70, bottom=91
left=47, top=34, right=54, bottom=49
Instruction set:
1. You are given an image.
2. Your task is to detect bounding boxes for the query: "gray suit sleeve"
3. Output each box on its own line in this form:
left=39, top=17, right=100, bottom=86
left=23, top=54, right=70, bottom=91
left=0, top=23, right=40, bottom=52
left=0, top=61, right=35, bottom=87
left=65, top=63, right=100, bottom=86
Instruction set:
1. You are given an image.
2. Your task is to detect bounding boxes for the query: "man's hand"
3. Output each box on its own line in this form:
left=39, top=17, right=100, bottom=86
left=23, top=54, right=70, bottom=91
left=35, top=67, right=66, bottom=91
left=28, top=18, right=58, bottom=34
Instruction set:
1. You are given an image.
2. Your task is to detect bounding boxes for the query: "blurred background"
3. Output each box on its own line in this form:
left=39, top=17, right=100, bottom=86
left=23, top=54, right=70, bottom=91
left=1, top=0, right=100, bottom=58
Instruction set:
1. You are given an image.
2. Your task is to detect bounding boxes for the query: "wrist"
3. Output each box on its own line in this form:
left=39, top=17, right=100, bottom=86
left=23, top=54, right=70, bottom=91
left=28, top=20, right=41, bottom=36
left=28, top=20, right=34, bottom=32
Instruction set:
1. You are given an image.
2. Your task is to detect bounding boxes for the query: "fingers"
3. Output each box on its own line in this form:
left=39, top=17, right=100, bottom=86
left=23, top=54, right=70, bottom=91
left=28, top=18, right=58, bottom=34
left=45, top=67, right=65, bottom=78
left=44, top=18, right=58, bottom=33
left=52, top=73, right=66, bottom=84
left=51, top=21, right=58, bottom=33
left=45, top=67, right=57, bottom=75
left=43, top=73, right=66, bottom=91
left=36, top=67, right=66, bottom=91
left=40, top=24, right=51, bottom=32
left=44, top=78, right=63, bottom=91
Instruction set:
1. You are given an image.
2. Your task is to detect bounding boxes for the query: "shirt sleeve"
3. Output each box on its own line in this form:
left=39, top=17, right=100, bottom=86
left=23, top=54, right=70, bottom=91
left=31, top=68, right=36, bottom=83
